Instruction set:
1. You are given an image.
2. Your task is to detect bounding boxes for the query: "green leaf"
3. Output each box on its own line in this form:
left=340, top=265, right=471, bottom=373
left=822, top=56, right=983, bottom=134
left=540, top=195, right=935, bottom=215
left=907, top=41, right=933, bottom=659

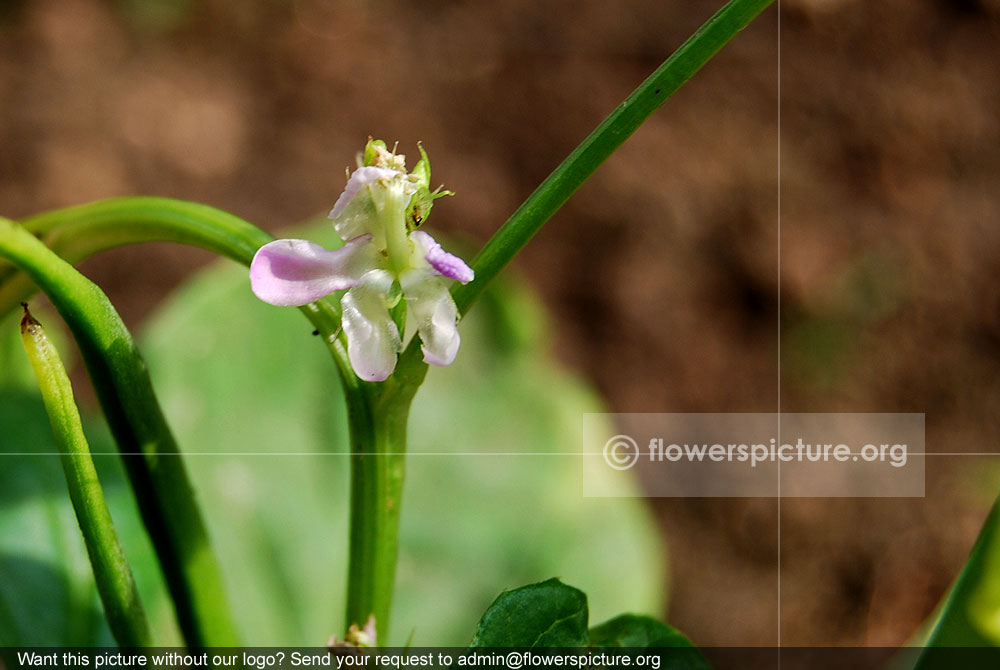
left=471, top=579, right=588, bottom=648
left=469, top=583, right=707, bottom=669
left=589, top=614, right=697, bottom=648
left=589, top=615, right=708, bottom=670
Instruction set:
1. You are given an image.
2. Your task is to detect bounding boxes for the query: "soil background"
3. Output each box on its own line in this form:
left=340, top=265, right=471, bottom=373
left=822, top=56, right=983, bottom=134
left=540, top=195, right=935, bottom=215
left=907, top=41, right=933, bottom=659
left=2, top=0, right=1000, bottom=647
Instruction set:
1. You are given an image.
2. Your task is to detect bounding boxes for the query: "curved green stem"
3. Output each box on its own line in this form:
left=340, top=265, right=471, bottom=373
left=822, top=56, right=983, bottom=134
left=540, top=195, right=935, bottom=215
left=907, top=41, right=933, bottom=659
left=1, top=197, right=353, bottom=375
left=21, top=196, right=269, bottom=263
left=0, top=218, right=238, bottom=647
left=20, top=305, right=152, bottom=647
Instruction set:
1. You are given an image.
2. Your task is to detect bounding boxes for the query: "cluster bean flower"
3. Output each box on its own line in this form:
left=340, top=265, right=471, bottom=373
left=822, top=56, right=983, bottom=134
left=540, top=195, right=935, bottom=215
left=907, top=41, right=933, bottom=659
left=250, top=142, right=473, bottom=381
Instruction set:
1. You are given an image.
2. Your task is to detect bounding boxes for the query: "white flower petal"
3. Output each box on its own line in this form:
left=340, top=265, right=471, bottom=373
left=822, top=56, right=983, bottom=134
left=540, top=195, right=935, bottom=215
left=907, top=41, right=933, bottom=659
left=341, top=271, right=402, bottom=381
left=400, top=271, right=461, bottom=367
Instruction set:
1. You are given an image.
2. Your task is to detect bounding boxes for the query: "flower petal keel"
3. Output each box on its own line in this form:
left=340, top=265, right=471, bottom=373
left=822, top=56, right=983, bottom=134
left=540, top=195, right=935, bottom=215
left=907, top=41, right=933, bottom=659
left=341, top=271, right=403, bottom=381
left=401, top=270, right=462, bottom=367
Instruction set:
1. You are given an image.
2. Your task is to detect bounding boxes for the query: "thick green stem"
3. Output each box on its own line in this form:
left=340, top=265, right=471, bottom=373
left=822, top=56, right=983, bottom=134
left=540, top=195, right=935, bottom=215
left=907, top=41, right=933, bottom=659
left=0, top=218, right=238, bottom=647
left=20, top=306, right=152, bottom=647
left=343, top=370, right=426, bottom=641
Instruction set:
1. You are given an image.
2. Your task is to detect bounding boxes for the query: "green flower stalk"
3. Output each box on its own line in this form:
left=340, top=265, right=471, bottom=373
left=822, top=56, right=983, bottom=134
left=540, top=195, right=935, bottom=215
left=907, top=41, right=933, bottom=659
left=20, top=304, right=152, bottom=647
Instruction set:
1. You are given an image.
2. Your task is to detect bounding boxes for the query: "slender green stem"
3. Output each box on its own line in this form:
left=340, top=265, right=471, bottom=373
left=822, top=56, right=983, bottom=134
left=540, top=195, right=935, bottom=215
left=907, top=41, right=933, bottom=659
left=452, top=0, right=773, bottom=315
left=20, top=305, right=153, bottom=647
left=398, top=0, right=773, bottom=376
left=0, top=218, right=238, bottom=647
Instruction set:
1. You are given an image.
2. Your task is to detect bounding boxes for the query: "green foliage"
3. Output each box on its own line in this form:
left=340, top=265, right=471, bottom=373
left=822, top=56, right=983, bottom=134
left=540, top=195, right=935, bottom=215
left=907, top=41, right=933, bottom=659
left=471, top=579, right=589, bottom=647
left=0, top=386, right=173, bottom=645
left=470, top=579, right=706, bottom=668
left=589, top=614, right=699, bottom=649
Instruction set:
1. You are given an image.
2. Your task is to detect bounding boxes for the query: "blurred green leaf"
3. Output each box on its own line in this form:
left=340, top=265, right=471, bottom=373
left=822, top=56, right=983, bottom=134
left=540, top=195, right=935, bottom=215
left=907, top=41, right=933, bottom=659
left=0, top=390, right=109, bottom=646
left=0, top=387, right=177, bottom=645
left=471, top=579, right=588, bottom=647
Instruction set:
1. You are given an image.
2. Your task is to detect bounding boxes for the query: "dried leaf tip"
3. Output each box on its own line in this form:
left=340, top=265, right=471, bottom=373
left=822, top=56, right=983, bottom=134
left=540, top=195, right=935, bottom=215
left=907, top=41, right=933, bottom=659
left=20, top=302, right=41, bottom=335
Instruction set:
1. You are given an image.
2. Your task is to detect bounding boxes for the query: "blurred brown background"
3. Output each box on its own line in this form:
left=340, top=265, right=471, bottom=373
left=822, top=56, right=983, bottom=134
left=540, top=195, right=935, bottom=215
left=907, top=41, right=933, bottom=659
left=3, top=0, right=1000, bottom=648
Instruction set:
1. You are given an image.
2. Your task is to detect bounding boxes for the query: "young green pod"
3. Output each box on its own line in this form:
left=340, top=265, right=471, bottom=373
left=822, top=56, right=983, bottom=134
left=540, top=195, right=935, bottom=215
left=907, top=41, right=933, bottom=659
left=20, top=304, right=152, bottom=647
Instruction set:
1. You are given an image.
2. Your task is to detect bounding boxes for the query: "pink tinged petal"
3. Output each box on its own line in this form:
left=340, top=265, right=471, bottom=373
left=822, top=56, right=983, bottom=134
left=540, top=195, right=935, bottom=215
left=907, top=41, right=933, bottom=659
left=400, top=270, right=461, bottom=367
left=341, top=271, right=402, bottom=382
left=328, top=166, right=405, bottom=241
left=410, top=230, right=474, bottom=284
left=249, top=236, right=376, bottom=306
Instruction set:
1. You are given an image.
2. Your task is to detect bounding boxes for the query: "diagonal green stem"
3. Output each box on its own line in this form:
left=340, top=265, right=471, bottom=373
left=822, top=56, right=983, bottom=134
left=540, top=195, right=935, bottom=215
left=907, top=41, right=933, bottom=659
left=20, top=305, right=152, bottom=647
left=455, top=0, right=774, bottom=312
left=398, top=0, right=774, bottom=367
left=0, top=218, right=238, bottom=647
